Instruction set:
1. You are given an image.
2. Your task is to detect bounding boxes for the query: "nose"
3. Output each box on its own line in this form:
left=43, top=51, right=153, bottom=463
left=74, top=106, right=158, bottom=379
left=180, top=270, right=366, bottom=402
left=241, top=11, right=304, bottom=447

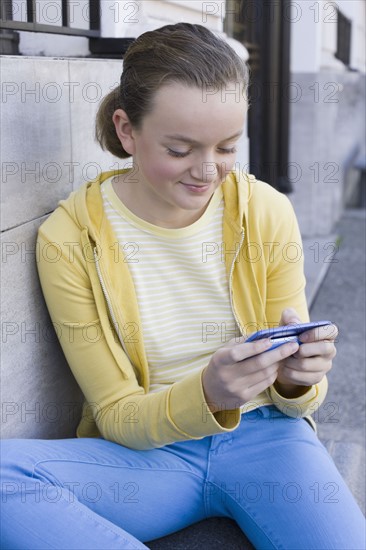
left=189, top=155, right=219, bottom=184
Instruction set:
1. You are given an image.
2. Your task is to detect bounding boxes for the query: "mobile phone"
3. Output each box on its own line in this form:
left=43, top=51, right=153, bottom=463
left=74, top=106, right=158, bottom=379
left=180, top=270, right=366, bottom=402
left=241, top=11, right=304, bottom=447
left=246, top=320, right=333, bottom=351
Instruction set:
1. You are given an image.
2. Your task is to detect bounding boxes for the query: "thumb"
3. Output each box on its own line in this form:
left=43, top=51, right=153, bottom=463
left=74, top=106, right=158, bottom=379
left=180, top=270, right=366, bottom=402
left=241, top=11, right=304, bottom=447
left=280, top=308, right=301, bottom=327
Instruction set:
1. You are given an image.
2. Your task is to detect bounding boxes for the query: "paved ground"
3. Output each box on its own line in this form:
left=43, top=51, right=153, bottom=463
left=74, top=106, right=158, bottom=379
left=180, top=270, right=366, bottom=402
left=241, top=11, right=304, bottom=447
left=308, top=208, right=366, bottom=448
left=306, top=208, right=366, bottom=515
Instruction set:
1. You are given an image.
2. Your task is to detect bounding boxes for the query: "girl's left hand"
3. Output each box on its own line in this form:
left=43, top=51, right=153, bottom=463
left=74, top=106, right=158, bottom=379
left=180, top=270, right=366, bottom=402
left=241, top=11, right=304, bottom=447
left=274, top=308, right=338, bottom=397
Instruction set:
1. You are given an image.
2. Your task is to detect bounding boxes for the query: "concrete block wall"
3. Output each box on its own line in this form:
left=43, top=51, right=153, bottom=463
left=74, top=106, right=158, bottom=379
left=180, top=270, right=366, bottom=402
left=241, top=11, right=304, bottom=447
left=0, top=56, right=128, bottom=438
left=289, top=71, right=366, bottom=237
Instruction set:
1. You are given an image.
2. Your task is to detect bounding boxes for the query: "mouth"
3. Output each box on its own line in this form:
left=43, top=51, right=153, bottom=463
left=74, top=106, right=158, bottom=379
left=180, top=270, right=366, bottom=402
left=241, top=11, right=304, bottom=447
left=179, top=182, right=211, bottom=193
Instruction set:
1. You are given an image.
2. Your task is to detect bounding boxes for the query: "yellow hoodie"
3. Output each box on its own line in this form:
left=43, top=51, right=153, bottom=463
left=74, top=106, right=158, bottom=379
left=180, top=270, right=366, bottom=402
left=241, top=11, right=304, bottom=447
left=37, top=168, right=327, bottom=450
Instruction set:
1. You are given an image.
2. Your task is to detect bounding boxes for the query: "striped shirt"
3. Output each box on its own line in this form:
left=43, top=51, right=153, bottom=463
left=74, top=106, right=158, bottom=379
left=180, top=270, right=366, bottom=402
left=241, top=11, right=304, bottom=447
left=101, top=176, right=241, bottom=393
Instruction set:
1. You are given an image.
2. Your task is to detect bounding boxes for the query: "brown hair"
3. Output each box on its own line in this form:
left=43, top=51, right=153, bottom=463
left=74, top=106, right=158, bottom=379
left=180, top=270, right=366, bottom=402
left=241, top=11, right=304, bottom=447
left=95, top=23, right=250, bottom=159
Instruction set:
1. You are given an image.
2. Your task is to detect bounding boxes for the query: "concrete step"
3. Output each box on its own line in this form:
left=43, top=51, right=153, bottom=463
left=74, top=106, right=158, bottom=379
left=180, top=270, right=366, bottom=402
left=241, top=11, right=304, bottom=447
left=323, top=439, right=365, bottom=516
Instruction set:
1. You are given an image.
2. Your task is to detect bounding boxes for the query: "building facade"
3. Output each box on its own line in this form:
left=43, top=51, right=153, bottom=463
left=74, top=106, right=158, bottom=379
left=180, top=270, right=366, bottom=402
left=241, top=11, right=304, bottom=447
left=1, top=1, right=365, bottom=236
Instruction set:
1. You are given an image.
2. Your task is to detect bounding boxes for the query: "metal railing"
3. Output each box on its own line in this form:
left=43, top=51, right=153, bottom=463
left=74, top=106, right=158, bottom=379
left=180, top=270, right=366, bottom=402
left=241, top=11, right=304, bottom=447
left=0, top=0, right=100, bottom=37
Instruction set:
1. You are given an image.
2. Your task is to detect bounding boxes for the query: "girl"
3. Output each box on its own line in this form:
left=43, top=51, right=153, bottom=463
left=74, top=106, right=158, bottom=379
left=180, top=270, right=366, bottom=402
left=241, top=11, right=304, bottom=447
left=1, top=22, right=365, bottom=550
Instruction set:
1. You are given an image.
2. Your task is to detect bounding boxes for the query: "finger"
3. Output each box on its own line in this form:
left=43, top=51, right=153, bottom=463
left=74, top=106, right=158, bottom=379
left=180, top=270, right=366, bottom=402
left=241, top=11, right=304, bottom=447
left=282, top=355, right=333, bottom=374
left=226, top=334, right=247, bottom=347
left=212, top=337, right=272, bottom=367
left=293, top=341, right=337, bottom=360
left=215, top=336, right=299, bottom=370
left=234, top=341, right=300, bottom=374
left=280, top=307, right=301, bottom=326
left=278, top=362, right=330, bottom=385
left=237, top=366, right=280, bottom=403
left=239, top=339, right=299, bottom=365
left=204, top=359, right=280, bottom=408
left=299, top=323, right=338, bottom=343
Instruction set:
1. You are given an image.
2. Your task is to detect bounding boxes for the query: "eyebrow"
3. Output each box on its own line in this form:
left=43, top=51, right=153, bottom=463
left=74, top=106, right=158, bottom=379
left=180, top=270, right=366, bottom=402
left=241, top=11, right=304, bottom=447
left=164, top=130, right=243, bottom=145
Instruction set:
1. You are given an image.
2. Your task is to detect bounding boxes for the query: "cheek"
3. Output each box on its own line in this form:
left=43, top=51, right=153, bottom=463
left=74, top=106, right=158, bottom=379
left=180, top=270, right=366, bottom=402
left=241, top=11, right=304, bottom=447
left=147, top=158, right=184, bottom=183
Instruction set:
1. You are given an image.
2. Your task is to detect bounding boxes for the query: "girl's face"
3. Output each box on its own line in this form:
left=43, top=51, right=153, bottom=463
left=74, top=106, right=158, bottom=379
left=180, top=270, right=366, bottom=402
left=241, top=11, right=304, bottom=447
left=113, top=82, right=247, bottom=227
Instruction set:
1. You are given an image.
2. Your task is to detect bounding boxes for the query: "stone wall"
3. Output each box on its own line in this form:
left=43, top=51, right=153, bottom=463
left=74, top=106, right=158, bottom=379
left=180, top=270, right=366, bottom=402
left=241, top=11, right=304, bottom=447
left=1, top=56, right=127, bottom=438
left=289, top=71, right=365, bottom=237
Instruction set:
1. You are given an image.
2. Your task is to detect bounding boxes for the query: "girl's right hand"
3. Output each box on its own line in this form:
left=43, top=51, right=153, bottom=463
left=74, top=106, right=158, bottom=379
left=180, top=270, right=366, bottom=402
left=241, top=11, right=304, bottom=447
left=201, top=336, right=300, bottom=413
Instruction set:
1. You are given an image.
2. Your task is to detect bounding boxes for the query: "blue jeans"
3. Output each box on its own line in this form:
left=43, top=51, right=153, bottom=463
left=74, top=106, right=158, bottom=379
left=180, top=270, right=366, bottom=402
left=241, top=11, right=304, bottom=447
left=1, top=407, right=365, bottom=549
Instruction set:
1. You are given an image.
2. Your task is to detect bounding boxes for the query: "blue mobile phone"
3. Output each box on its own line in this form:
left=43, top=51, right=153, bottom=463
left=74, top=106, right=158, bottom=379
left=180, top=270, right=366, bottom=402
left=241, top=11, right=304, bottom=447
left=246, top=320, right=333, bottom=351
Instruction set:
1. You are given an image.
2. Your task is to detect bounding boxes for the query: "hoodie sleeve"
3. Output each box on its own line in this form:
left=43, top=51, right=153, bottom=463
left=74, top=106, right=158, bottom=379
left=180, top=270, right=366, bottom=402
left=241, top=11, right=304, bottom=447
left=260, top=189, right=328, bottom=417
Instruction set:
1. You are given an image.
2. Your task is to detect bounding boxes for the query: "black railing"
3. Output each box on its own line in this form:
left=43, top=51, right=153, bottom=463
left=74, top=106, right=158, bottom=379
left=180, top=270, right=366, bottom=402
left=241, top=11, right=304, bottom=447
left=335, top=8, right=351, bottom=67
left=0, top=0, right=100, bottom=37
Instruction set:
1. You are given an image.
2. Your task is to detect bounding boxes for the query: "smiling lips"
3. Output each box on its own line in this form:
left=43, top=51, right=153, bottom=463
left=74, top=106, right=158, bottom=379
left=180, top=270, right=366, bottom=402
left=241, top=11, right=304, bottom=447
left=179, top=181, right=211, bottom=193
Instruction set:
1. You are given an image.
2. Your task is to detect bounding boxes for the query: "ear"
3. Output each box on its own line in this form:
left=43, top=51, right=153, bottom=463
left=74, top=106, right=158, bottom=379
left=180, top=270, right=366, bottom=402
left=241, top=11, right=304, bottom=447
left=112, top=109, right=137, bottom=156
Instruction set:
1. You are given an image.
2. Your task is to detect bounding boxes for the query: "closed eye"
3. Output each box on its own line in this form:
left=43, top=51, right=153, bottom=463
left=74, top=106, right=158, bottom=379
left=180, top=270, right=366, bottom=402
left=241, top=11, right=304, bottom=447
left=167, top=149, right=191, bottom=158
left=167, top=147, right=237, bottom=158
left=218, top=147, right=237, bottom=154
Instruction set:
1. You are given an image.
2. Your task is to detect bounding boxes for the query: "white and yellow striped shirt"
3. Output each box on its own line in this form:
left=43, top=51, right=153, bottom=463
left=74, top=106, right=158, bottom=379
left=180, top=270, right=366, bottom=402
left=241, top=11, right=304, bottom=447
left=102, top=177, right=241, bottom=393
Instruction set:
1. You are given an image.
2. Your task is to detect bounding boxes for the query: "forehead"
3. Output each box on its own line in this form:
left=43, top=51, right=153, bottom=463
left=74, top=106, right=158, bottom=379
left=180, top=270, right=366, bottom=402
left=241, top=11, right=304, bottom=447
left=143, top=82, right=247, bottom=142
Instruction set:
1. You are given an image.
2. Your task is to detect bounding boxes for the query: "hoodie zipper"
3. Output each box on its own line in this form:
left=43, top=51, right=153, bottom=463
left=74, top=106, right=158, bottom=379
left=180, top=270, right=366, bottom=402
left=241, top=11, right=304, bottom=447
left=93, top=247, right=128, bottom=354
left=228, top=228, right=245, bottom=336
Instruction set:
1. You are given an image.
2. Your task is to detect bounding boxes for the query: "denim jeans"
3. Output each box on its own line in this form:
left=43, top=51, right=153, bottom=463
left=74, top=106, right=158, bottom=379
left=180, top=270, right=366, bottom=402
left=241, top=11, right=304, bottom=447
left=1, top=406, right=365, bottom=549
